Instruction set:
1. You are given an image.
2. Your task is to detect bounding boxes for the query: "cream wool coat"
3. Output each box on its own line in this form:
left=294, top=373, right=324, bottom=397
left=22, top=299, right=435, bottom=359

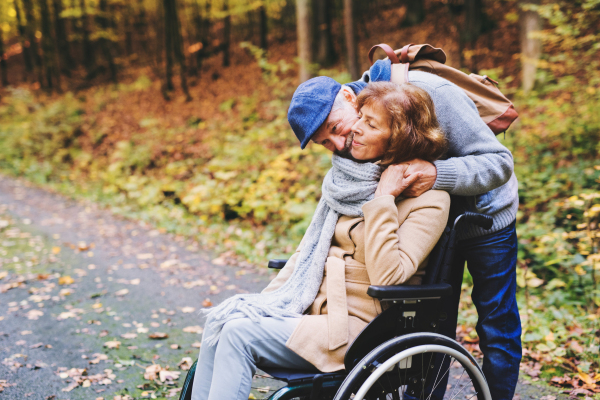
left=262, top=190, right=451, bottom=372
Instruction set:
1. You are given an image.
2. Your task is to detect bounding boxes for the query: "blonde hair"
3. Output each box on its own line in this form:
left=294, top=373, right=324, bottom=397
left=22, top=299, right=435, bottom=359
left=356, top=82, right=447, bottom=165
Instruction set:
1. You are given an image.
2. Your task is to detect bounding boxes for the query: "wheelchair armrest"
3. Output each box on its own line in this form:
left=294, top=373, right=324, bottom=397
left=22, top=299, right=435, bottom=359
left=367, top=283, right=452, bottom=301
left=268, top=259, right=288, bottom=269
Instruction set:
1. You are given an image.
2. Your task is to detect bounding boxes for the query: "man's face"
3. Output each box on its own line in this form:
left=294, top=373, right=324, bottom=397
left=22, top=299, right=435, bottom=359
left=311, top=105, right=359, bottom=156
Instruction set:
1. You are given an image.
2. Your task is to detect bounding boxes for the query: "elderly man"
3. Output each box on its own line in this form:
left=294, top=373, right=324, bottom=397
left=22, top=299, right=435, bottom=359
left=287, top=59, right=521, bottom=400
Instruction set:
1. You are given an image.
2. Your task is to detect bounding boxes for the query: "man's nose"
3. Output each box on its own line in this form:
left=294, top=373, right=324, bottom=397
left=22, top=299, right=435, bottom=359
left=331, top=135, right=347, bottom=152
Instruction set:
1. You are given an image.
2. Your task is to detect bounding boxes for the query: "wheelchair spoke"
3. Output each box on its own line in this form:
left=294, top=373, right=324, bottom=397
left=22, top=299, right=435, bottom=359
left=465, top=391, right=479, bottom=400
left=447, top=367, right=467, bottom=399
left=425, top=357, right=456, bottom=399
left=425, top=354, right=446, bottom=400
left=448, top=377, right=472, bottom=400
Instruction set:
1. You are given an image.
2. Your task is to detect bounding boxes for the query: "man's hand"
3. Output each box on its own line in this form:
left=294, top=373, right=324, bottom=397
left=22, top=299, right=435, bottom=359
left=375, top=164, right=421, bottom=198
left=401, top=159, right=437, bottom=198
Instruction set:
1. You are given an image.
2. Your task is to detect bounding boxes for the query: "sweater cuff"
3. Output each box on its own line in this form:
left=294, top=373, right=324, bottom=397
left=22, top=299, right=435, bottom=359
left=432, top=160, right=458, bottom=192
left=362, top=195, right=397, bottom=216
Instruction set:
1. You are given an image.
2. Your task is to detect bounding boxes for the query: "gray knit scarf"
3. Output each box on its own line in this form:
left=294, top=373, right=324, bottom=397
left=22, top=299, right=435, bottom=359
left=203, top=155, right=384, bottom=345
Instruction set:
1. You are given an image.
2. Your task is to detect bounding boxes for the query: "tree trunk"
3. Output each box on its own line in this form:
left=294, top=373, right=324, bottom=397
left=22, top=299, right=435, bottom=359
left=462, top=0, right=483, bottom=68
left=296, top=0, right=312, bottom=82
left=14, top=0, right=34, bottom=76
left=344, top=0, right=360, bottom=80
left=520, top=0, right=542, bottom=94
left=124, top=4, right=134, bottom=57
left=403, top=0, right=424, bottom=27
left=315, top=0, right=335, bottom=67
left=97, top=0, right=118, bottom=83
left=0, top=27, right=8, bottom=86
left=169, top=0, right=191, bottom=100
left=80, top=0, right=95, bottom=76
left=22, top=0, right=45, bottom=86
left=259, top=4, right=267, bottom=51
left=163, top=0, right=174, bottom=92
left=222, top=0, right=231, bottom=67
left=52, top=0, right=72, bottom=74
left=134, top=0, right=148, bottom=62
left=39, top=0, right=60, bottom=90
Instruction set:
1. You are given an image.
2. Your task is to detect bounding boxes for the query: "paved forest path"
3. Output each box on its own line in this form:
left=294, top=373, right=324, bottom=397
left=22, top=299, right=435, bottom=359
left=0, top=175, right=566, bottom=399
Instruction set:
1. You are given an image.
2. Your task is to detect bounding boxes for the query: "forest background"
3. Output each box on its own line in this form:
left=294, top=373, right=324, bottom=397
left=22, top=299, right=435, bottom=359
left=0, top=0, right=598, bottom=394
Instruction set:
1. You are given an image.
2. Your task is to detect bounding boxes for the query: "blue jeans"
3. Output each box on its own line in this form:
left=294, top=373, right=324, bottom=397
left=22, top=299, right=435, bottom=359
left=423, top=221, right=522, bottom=400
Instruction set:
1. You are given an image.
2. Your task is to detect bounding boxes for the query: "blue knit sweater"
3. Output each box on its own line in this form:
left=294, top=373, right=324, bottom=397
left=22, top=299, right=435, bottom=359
left=348, top=60, right=519, bottom=239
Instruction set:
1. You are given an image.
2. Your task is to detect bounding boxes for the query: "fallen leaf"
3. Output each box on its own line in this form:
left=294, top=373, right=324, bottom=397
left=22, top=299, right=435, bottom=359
left=130, top=279, right=140, bottom=285
left=183, top=326, right=203, bottom=334
left=137, top=327, right=149, bottom=333
left=144, top=364, right=162, bottom=380
left=191, top=342, right=201, bottom=348
left=137, top=253, right=154, bottom=260
left=160, top=259, right=178, bottom=269
left=29, top=342, right=44, bottom=349
left=26, top=310, right=44, bottom=320
left=149, top=332, right=168, bottom=340
left=59, top=289, right=72, bottom=296
left=569, top=340, right=584, bottom=353
left=82, top=379, right=91, bottom=388
left=115, top=289, right=129, bottom=296
left=52, top=247, right=61, bottom=255
left=170, top=344, right=180, bottom=349
left=61, top=382, right=79, bottom=392
left=120, top=333, right=138, bottom=339
left=181, top=307, right=195, bottom=313
left=103, top=340, right=121, bottom=349
left=159, top=370, right=180, bottom=382
left=58, top=276, right=74, bottom=285
left=202, top=299, right=213, bottom=307
left=0, top=271, right=7, bottom=280
left=20, top=330, right=32, bottom=335
left=178, top=357, right=193, bottom=370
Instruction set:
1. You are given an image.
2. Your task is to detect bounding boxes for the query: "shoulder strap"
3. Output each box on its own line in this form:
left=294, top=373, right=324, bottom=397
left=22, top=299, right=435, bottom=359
left=368, top=44, right=400, bottom=65
left=399, top=44, right=413, bottom=63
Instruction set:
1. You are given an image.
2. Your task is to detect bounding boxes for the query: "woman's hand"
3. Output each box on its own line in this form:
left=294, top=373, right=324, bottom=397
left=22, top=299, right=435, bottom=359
left=375, top=164, right=421, bottom=198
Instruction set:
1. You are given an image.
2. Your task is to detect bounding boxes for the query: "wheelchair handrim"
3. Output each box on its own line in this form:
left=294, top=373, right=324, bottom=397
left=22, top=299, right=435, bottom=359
left=352, top=344, right=492, bottom=400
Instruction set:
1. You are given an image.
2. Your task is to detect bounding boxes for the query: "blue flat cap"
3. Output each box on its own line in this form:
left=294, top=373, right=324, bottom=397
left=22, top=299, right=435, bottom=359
left=288, top=76, right=341, bottom=149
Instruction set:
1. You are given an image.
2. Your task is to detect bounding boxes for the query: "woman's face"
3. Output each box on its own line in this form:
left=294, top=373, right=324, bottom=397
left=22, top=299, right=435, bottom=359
left=350, top=102, right=392, bottom=161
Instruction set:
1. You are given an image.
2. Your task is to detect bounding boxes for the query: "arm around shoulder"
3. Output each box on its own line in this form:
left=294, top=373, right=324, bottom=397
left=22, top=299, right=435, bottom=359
left=430, top=84, right=514, bottom=196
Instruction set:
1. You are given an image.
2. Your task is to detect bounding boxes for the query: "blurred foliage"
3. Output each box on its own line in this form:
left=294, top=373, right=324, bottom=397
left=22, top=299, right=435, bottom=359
left=0, top=0, right=599, bottom=390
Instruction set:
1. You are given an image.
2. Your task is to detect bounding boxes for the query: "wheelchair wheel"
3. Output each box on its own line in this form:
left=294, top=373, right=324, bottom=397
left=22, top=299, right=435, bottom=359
left=334, top=332, right=491, bottom=400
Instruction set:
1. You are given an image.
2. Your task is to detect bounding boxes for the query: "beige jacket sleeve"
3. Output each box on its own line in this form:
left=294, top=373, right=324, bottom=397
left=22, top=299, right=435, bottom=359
left=261, top=251, right=299, bottom=294
left=361, top=190, right=450, bottom=286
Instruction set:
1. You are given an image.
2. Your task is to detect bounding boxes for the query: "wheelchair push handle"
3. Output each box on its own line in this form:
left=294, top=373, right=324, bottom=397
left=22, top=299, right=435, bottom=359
left=453, top=211, right=493, bottom=231
left=268, top=259, right=288, bottom=269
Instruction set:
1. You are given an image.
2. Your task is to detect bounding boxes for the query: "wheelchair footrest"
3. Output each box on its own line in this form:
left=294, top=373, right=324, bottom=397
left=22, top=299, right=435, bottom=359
left=367, top=283, right=452, bottom=301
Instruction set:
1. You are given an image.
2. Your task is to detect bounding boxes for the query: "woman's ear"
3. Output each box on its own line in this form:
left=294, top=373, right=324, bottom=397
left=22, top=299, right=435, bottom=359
left=342, top=88, right=357, bottom=108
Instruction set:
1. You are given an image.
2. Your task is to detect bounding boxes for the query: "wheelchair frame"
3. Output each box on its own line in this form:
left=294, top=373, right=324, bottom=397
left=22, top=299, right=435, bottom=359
left=178, top=212, right=494, bottom=400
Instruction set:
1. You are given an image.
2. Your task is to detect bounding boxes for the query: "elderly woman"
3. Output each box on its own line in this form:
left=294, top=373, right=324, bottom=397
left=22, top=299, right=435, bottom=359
left=190, top=82, right=450, bottom=400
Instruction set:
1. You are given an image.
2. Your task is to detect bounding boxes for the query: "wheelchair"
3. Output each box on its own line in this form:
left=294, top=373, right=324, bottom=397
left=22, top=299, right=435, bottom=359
left=179, top=212, right=494, bottom=400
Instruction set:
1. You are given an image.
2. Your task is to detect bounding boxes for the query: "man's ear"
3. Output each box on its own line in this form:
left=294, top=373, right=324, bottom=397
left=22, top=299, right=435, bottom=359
left=342, top=88, right=357, bottom=107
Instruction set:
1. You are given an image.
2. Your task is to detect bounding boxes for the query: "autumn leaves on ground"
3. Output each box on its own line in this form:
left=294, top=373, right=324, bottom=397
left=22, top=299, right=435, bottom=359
left=0, top=176, right=282, bottom=399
